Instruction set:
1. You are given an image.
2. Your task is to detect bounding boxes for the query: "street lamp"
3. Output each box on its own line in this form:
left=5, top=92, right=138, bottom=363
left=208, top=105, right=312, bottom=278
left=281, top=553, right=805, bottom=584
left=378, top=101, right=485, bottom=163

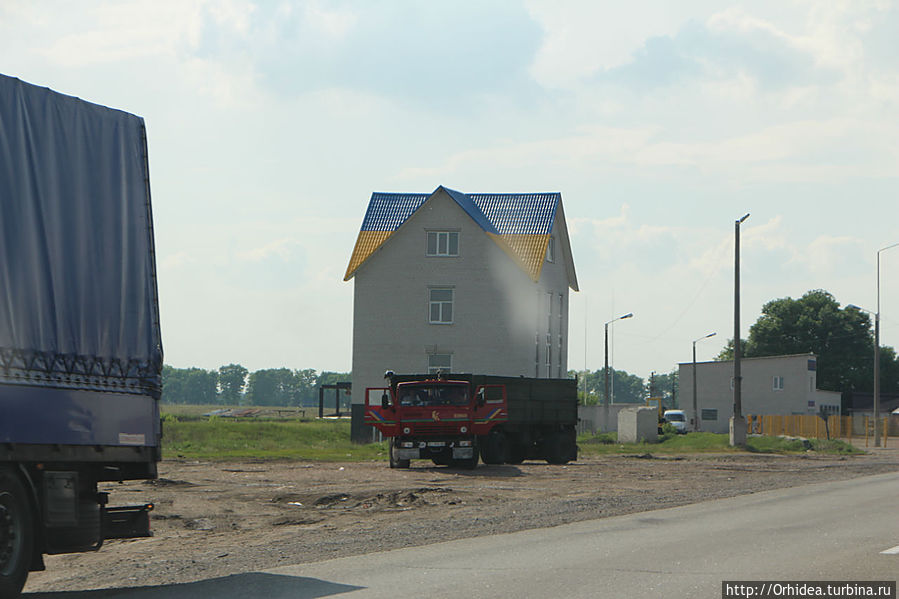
left=692, top=332, right=716, bottom=432
left=874, top=242, right=899, bottom=446
left=604, top=312, right=633, bottom=431
left=732, top=213, right=749, bottom=446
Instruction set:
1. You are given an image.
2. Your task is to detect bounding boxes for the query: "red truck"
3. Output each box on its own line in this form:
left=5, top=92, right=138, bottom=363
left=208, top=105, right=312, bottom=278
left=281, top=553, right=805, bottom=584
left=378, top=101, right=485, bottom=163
left=365, top=372, right=578, bottom=468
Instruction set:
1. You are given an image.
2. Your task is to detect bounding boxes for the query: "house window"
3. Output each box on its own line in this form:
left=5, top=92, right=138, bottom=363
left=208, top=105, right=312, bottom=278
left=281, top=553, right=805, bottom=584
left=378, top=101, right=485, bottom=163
left=428, top=353, right=452, bottom=374
left=773, top=376, right=784, bottom=391
left=429, top=288, right=454, bottom=324
left=701, top=409, right=718, bottom=421
left=545, top=236, right=555, bottom=263
left=427, top=231, right=459, bottom=257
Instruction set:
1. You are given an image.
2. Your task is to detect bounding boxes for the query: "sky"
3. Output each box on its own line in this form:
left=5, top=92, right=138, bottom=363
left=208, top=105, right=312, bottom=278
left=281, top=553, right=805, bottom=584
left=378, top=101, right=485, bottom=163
left=2, top=0, right=898, bottom=380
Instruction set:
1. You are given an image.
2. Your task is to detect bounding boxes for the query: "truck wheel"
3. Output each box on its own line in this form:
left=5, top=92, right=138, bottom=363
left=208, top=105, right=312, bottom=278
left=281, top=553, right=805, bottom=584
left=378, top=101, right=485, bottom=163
left=505, top=443, right=526, bottom=465
left=388, top=440, right=410, bottom=469
left=544, top=434, right=570, bottom=465
left=480, top=430, right=507, bottom=465
left=0, top=468, right=34, bottom=599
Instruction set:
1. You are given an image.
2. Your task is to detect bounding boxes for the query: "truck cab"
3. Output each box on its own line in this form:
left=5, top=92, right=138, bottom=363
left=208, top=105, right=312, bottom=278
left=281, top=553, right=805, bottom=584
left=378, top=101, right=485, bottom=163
left=365, top=375, right=508, bottom=469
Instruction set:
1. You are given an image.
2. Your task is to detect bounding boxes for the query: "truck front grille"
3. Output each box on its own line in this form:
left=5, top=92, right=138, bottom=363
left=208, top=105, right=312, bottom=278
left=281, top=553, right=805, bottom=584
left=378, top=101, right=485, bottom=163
left=410, top=422, right=459, bottom=435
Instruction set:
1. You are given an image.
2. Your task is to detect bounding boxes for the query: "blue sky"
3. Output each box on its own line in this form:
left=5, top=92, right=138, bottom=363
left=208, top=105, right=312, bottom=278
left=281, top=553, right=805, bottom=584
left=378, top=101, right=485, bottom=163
left=3, top=1, right=898, bottom=379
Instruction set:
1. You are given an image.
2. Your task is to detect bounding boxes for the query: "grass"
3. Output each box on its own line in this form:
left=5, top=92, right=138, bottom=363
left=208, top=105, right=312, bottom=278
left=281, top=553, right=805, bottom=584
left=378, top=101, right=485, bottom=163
left=577, top=431, right=862, bottom=457
left=162, top=418, right=387, bottom=461
left=160, top=416, right=863, bottom=461
left=161, top=404, right=317, bottom=421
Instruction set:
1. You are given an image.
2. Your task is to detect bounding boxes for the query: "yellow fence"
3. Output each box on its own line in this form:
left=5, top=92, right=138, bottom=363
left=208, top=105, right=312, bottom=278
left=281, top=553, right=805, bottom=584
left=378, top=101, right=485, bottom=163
left=747, top=414, right=892, bottom=446
left=747, top=414, right=842, bottom=439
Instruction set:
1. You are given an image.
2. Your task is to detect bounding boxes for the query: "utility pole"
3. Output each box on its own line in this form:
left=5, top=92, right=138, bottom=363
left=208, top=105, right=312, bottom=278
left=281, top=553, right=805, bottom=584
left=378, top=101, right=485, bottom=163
left=692, top=332, right=716, bottom=432
left=604, top=312, right=633, bottom=432
left=731, top=213, right=749, bottom=446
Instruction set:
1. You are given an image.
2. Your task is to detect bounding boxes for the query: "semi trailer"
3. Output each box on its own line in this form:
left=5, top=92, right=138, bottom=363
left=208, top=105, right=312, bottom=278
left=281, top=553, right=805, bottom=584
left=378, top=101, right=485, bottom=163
left=0, top=74, right=162, bottom=597
left=365, top=372, right=578, bottom=468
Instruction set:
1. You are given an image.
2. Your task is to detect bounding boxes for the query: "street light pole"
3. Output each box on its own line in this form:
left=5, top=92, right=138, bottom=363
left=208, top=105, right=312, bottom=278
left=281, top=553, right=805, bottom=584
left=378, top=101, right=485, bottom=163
left=732, top=213, right=750, bottom=446
left=874, top=242, right=899, bottom=447
left=692, top=332, right=716, bottom=432
left=604, top=312, right=633, bottom=432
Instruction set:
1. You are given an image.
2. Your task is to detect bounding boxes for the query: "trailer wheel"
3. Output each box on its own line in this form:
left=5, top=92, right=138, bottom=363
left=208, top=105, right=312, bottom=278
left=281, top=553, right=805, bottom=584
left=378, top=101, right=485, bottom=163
left=388, top=439, right=410, bottom=469
left=544, top=433, right=571, bottom=465
left=0, top=468, right=33, bottom=599
left=505, top=442, right=526, bottom=465
left=480, top=430, right=507, bottom=465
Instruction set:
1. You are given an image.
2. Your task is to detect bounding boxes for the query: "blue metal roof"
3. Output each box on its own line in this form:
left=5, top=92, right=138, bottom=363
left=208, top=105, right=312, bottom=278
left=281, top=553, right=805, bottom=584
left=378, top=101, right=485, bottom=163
left=358, top=187, right=558, bottom=235
left=440, top=186, right=500, bottom=235
left=470, top=193, right=559, bottom=235
left=360, top=193, right=428, bottom=231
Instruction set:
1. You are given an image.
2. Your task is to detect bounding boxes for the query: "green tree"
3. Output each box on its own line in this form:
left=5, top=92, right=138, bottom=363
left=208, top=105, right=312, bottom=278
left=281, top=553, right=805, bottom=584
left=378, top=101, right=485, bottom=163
left=161, top=365, right=218, bottom=404
left=246, top=368, right=298, bottom=406
left=648, top=370, right=679, bottom=408
left=218, top=363, right=248, bottom=405
left=715, top=290, right=884, bottom=393
left=161, top=365, right=187, bottom=404
left=293, top=368, right=319, bottom=406
left=569, top=368, right=645, bottom=405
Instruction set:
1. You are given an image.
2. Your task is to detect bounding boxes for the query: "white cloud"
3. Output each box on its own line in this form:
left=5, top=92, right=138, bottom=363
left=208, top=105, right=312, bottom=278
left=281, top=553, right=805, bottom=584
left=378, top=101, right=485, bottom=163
left=237, top=238, right=300, bottom=263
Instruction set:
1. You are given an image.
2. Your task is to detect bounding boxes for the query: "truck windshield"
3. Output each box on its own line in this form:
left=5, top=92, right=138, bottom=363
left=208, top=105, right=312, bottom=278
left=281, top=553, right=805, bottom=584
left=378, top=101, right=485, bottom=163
left=666, top=413, right=685, bottom=422
left=397, top=384, right=469, bottom=407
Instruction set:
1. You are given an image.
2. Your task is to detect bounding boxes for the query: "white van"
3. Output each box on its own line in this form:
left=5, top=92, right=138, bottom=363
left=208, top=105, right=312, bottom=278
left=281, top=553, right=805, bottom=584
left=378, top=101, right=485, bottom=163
left=663, top=410, right=688, bottom=434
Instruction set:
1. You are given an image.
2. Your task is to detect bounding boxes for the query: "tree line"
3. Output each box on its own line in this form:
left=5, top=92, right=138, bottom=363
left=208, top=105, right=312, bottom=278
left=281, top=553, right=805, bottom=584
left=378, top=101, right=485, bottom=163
left=569, top=368, right=678, bottom=408
left=161, top=290, right=897, bottom=409
left=715, top=290, right=899, bottom=395
left=161, top=363, right=350, bottom=407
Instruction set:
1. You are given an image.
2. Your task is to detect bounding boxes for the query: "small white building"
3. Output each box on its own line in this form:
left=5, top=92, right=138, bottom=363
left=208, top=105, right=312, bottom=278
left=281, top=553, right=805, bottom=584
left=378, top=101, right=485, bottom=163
left=677, top=353, right=841, bottom=434
left=344, top=186, right=578, bottom=407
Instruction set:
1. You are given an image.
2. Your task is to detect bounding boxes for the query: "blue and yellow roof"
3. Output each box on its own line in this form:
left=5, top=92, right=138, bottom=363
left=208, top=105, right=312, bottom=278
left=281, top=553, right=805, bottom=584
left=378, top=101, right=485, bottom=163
left=344, top=186, right=578, bottom=289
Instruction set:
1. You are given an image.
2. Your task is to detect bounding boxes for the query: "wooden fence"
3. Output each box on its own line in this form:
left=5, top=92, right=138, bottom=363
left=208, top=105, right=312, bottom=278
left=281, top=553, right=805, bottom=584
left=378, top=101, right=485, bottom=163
left=747, top=414, right=893, bottom=446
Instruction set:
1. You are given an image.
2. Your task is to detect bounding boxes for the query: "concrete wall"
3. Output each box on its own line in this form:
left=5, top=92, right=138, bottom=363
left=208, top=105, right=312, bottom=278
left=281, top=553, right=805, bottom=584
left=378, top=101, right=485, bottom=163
left=351, top=188, right=573, bottom=404
left=617, top=407, right=658, bottom=443
left=677, top=354, right=841, bottom=434
left=578, top=403, right=639, bottom=434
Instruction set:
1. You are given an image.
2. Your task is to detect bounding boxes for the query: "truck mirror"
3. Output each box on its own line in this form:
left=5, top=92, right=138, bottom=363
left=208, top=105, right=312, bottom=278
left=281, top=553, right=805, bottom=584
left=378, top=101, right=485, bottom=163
left=381, top=393, right=390, bottom=409
left=477, top=388, right=486, bottom=407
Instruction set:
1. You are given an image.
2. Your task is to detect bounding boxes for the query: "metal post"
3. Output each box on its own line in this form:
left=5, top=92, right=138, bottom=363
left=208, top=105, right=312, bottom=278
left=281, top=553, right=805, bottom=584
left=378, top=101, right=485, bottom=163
left=874, top=311, right=881, bottom=447
left=604, top=321, right=610, bottom=431
left=692, top=343, right=698, bottom=431
left=603, top=312, right=633, bottom=432
left=731, top=214, right=749, bottom=446
left=874, top=242, right=899, bottom=447
left=691, top=332, right=716, bottom=432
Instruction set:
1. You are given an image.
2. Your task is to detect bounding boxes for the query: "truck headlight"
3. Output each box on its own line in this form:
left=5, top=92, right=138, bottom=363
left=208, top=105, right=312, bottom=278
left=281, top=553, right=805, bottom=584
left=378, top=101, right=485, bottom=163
left=460, top=426, right=468, bottom=434
left=403, top=427, right=411, bottom=434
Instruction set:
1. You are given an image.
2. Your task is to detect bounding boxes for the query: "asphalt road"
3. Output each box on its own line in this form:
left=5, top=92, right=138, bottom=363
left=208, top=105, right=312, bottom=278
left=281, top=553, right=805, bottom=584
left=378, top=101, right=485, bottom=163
left=27, top=472, right=898, bottom=599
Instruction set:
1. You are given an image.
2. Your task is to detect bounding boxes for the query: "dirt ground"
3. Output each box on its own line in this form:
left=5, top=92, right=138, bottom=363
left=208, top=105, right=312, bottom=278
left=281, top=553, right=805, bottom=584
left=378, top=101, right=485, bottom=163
left=24, top=446, right=899, bottom=594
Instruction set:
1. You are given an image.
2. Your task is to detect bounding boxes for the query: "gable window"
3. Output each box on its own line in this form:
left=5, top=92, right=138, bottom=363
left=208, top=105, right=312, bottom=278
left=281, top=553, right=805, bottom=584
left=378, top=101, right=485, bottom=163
left=428, top=353, right=452, bottom=374
left=429, top=288, right=454, bottom=324
left=773, top=376, right=784, bottom=391
left=427, top=231, right=459, bottom=257
left=545, top=236, right=555, bottom=263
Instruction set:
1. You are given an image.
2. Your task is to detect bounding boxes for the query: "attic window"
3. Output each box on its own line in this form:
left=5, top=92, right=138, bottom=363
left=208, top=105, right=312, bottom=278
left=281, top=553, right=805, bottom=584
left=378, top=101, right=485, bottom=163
left=427, top=231, right=459, bottom=257
left=545, top=236, right=555, bottom=263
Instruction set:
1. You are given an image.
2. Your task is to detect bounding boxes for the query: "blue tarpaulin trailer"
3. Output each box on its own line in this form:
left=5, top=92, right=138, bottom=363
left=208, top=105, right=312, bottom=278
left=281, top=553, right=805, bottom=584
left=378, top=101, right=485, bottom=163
left=0, top=74, right=162, bottom=598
